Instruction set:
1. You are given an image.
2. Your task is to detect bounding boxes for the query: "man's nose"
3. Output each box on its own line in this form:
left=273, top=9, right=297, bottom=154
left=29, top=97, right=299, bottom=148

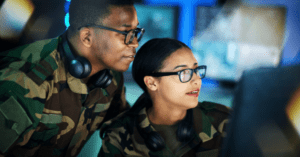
left=128, top=36, right=139, bottom=48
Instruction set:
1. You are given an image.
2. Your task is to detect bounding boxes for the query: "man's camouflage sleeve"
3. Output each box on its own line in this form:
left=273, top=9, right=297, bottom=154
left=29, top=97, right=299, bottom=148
left=0, top=39, right=59, bottom=155
left=100, top=70, right=131, bottom=128
left=0, top=58, right=55, bottom=154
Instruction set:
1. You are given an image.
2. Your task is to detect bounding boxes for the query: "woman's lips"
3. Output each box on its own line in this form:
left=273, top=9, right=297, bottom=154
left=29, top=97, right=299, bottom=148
left=186, top=93, right=199, bottom=97
left=186, top=89, right=200, bottom=97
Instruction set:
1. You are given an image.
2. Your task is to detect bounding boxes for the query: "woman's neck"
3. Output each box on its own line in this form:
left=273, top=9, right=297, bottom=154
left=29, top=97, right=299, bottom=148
left=147, top=103, right=187, bottom=125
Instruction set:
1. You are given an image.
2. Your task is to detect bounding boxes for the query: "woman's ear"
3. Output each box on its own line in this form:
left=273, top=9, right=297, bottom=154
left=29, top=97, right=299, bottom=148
left=79, top=28, right=93, bottom=48
left=144, top=76, right=158, bottom=91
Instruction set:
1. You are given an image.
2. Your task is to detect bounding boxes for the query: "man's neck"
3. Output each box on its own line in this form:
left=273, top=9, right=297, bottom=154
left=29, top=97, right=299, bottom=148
left=81, top=77, right=90, bottom=84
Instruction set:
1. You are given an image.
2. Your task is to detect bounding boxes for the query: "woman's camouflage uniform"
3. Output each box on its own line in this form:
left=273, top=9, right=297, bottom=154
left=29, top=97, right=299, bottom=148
left=0, top=36, right=129, bottom=156
left=100, top=101, right=230, bottom=157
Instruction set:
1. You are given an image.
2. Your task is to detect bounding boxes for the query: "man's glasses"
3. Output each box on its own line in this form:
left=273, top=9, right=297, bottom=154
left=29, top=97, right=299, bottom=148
left=78, top=24, right=145, bottom=45
left=149, top=65, right=207, bottom=83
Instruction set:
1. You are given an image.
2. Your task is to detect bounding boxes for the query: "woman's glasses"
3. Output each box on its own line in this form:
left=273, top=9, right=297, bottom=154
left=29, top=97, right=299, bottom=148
left=149, top=65, right=207, bottom=83
left=78, top=24, right=145, bottom=45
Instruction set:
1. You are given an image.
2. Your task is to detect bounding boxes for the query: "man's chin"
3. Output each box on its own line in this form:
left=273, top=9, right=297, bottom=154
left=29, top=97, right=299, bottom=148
left=111, top=65, right=130, bottom=72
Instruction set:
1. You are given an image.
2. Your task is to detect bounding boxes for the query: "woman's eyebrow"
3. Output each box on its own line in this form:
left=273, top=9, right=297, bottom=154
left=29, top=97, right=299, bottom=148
left=173, top=63, right=197, bottom=70
left=173, top=65, right=187, bottom=70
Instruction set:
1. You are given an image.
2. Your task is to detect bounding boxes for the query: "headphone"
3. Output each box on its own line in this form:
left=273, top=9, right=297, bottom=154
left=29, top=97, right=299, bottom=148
left=136, top=107, right=196, bottom=151
left=60, top=33, right=112, bottom=88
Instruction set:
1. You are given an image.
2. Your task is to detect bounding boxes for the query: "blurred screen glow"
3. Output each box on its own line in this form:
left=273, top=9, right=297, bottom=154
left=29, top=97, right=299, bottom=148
left=64, top=13, right=70, bottom=28
left=126, top=4, right=178, bottom=72
left=144, top=0, right=217, bottom=47
left=286, top=88, right=300, bottom=136
left=64, top=0, right=71, bottom=28
left=0, top=0, right=34, bottom=39
left=192, top=5, right=286, bottom=81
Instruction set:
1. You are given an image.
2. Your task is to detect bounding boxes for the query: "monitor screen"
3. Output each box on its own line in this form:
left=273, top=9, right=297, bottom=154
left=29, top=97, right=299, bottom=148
left=192, top=5, right=286, bottom=82
left=125, top=4, right=179, bottom=74
left=221, top=65, right=300, bottom=157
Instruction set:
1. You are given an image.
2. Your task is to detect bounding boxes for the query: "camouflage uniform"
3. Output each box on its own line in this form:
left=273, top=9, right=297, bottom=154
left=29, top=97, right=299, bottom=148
left=100, top=101, right=230, bottom=157
left=0, top=36, right=129, bottom=156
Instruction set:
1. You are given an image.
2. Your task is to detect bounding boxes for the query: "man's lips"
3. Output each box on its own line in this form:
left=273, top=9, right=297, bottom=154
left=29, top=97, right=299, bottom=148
left=124, top=50, right=136, bottom=58
left=124, top=55, right=135, bottom=58
left=123, top=55, right=135, bottom=62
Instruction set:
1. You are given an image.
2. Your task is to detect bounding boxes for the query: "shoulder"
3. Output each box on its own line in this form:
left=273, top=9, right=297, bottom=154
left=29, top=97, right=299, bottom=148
left=0, top=38, right=60, bottom=86
left=198, top=101, right=231, bottom=115
left=1, top=38, right=59, bottom=63
left=196, top=101, right=231, bottom=133
left=100, top=110, right=134, bottom=137
left=110, top=70, right=124, bottom=87
left=100, top=110, right=135, bottom=152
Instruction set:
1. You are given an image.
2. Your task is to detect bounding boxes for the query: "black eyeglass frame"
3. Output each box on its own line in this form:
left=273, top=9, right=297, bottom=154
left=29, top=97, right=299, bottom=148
left=149, top=65, right=207, bottom=83
left=77, top=24, right=145, bottom=45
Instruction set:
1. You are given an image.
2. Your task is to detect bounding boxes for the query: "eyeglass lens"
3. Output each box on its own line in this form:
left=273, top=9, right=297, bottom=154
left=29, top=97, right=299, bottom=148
left=125, top=29, right=143, bottom=44
left=179, top=67, right=206, bottom=83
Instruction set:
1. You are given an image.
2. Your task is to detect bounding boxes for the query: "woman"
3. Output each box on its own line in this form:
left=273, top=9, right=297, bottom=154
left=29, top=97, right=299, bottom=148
left=99, top=38, right=230, bottom=157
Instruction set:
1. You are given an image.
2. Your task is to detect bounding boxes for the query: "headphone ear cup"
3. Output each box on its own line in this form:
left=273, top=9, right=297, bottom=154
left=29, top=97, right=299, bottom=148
left=61, top=33, right=92, bottom=79
left=90, top=69, right=112, bottom=88
left=68, top=56, right=91, bottom=79
left=176, top=121, right=194, bottom=142
left=145, top=131, right=165, bottom=151
left=177, top=109, right=195, bottom=143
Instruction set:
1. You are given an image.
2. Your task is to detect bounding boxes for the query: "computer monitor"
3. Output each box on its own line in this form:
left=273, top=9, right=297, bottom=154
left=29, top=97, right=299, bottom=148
left=220, top=65, right=300, bottom=157
left=192, top=5, right=286, bottom=82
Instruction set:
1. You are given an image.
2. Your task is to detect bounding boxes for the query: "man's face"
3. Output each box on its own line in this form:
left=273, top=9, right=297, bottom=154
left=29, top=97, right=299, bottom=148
left=91, top=5, right=139, bottom=72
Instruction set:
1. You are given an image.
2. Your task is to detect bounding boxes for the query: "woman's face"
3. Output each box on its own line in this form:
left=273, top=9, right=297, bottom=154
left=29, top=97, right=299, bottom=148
left=155, top=47, right=202, bottom=110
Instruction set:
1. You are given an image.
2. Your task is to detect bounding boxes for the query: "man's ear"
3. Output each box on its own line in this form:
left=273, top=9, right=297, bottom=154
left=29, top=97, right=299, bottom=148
left=144, top=76, right=158, bottom=91
left=79, top=28, right=93, bottom=48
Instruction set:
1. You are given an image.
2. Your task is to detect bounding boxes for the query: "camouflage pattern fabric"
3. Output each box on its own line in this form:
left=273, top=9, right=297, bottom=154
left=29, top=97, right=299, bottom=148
left=99, top=101, right=230, bottom=157
left=0, top=36, right=129, bottom=157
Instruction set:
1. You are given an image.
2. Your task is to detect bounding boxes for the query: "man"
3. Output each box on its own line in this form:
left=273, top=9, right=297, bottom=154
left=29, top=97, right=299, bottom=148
left=0, top=0, right=144, bottom=156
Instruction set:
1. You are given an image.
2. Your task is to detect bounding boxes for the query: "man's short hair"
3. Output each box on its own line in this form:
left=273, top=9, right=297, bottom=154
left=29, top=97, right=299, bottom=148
left=68, top=0, right=134, bottom=34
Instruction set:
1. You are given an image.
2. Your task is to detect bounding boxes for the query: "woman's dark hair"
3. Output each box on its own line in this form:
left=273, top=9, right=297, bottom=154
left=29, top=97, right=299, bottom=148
left=132, top=38, right=190, bottom=95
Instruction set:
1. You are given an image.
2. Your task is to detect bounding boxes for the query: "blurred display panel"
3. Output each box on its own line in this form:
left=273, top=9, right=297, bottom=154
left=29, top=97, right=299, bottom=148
left=0, top=0, right=34, bottom=40
left=135, top=4, right=178, bottom=47
left=286, top=87, right=300, bottom=136
left=192, top=5, right=286, bottom=81
left=221, top=65, right=300, bottom=157
left=22, top=0, right=65, bottom=43
left=126, top=4, right=178, bottom=72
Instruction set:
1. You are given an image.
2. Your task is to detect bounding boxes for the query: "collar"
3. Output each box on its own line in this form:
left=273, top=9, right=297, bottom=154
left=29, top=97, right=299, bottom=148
left=137, top=107, right=155, bottom=131
left=136, top=104, right=219, bottom=144
left=66, top=72, right=88, bottom=94
left=193, top=104, right=219, bottom=143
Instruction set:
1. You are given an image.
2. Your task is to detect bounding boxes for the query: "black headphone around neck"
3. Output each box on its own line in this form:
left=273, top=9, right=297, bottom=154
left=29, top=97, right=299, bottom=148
left=136, top=107, right=196, bottom=151
left=60, top=33, right=112, bottom=88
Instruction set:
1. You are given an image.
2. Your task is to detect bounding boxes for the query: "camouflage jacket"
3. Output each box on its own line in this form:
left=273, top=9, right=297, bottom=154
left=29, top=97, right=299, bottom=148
left=99, top=101, right=230, bottom=157
left=0, top=36, right=129, bottom=156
